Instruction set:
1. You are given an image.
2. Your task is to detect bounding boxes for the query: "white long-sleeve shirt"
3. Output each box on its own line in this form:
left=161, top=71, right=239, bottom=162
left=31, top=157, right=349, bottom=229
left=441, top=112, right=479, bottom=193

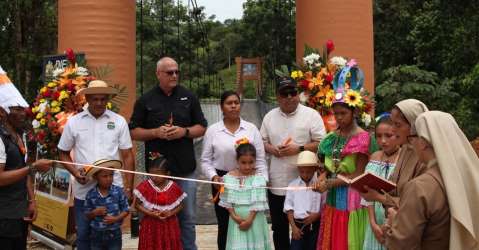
left=283, top=174, right=322, bottom=219
left=201, top=119, right=267, bottom=181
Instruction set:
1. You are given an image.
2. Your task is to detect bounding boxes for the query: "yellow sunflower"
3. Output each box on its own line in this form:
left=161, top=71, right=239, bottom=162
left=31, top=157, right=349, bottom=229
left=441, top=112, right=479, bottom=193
left=344, top=90, right=362, bottom=107
left=325, top=90, right=335, bottom=107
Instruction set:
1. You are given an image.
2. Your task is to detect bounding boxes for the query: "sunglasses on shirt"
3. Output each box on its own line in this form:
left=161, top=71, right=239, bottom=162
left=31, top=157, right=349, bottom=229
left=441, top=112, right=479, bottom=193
left=279, top=89, right=298, bottom=98
left=162, top=70, right=180, bottom=76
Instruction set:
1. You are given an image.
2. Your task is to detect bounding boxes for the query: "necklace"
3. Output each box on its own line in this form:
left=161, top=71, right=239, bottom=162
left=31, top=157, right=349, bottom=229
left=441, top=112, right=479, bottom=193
left=331, top=125, right=358, bottom=174
left=380, top=148, right=400, bottom=178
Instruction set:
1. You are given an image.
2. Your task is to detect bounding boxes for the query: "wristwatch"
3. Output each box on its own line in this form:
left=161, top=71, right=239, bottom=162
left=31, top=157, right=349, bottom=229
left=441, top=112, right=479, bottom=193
left=299, top=145, right=305, bottom=152
left=184, top=128, right=190, bottom=138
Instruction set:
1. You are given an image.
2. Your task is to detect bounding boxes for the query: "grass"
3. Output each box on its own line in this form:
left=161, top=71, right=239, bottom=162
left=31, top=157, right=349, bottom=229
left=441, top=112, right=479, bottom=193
left=185, top=64, right=274, bottom=100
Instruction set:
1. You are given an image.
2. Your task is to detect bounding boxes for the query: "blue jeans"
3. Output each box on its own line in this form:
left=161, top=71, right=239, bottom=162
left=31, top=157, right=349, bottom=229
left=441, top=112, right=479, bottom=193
left=74, top=198, right=90, bottom=250
left=175, top=172, right=197, bottom=250
left=90, top=228, right=122, bottom=250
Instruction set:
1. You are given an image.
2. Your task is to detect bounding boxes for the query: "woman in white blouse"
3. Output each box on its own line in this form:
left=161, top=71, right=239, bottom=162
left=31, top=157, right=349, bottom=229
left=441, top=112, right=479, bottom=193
left=201, top=90, right=267, bottom=250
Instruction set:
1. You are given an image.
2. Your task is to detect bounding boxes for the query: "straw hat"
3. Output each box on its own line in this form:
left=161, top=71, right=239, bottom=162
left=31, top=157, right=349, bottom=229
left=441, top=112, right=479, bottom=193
left=84, top=159, right=122, bottom=177
left=76, top=80, right=118, bottom=97
left=295, top=151, right=319, bottom=167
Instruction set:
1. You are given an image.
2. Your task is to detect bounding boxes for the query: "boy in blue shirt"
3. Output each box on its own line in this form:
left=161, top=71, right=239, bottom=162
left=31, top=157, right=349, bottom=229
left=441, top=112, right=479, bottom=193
left=84, top=159, right=129, bottom=250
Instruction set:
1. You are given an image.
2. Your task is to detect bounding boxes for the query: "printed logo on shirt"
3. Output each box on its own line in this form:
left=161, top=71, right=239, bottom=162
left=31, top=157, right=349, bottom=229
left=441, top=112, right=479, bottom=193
left=180, top=97, right=188, bottom=101
left=107, top=121, right=115, bottom=130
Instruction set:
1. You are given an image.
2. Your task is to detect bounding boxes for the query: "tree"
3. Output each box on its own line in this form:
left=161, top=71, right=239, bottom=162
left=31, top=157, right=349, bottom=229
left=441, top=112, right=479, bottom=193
left=374, top=0, right=479, bottom=139
left=375, top=65, right=458, bottom=112
left=0, top=0, right=57, bottom=101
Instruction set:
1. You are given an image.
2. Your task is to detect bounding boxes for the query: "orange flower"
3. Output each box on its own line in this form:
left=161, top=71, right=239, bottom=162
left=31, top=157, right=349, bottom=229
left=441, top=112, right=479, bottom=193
left=235, top=138, right=250, bottom=146
left=313, top=73, right=324, bottom=87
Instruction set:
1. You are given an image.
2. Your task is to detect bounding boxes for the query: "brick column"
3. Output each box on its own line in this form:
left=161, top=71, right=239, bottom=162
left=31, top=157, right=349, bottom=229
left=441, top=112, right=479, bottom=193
left=296, top=0, right=375, bottom=94
left=58, top=0, right=136, bottom=119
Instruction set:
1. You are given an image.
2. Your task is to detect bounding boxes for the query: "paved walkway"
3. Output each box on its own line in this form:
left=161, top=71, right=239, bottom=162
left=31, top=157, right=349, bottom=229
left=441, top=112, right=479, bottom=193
left=30, top=225, right=219, bottom=249
left=122, top=225, right=219, bottom=250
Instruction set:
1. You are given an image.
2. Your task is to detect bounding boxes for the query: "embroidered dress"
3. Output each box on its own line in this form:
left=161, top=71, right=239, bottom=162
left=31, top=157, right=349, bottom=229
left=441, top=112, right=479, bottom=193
left=134, top=179, right=187, bottom=250
left=362, top=160, right=396, bottom=250
left=317, top=131, right=378, bottom=250
left=219, top=174, right=271, bottom=250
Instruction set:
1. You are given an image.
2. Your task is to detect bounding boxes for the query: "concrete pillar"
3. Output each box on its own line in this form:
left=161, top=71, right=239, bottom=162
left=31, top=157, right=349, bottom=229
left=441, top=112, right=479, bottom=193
left=296, top=0, right=374, bottom=94
left=58, top=0, right=136, bottom=119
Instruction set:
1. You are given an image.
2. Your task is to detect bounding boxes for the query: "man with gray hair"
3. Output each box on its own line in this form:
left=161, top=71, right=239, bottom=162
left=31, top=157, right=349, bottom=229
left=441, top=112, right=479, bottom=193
left=130, top=57, right=207, bottom=250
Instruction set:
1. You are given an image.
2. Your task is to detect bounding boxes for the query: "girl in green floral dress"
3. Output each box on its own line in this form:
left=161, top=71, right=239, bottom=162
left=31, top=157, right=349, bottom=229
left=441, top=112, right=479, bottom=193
left=362, top=114, right=400, bottom=250
left=219, top=143, right=271, bottom=250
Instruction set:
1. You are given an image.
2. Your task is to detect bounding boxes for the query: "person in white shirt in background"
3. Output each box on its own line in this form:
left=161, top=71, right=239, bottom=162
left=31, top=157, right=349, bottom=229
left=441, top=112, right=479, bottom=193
left=260, top=77, right=326, bottom=250
left=201, top=90, right=267, bottom=250
left=284, top=151, right=323, bottom=250
left=58, top=80, right=135, bottom=250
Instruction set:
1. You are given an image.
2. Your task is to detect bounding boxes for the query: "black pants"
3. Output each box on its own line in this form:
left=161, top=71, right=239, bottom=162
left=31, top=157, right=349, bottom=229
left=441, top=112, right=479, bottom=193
left=212, top=169, right=229, bottom=250
left=268, top=191, right=290, bottom=250
left=290, top=220, right=320, bottom=250
left=0, top=219, right=28, bottom=250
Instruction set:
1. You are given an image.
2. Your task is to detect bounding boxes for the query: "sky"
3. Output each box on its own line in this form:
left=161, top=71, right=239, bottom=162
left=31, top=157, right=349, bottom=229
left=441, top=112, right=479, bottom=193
left=182, top=0, right=246, bottom=22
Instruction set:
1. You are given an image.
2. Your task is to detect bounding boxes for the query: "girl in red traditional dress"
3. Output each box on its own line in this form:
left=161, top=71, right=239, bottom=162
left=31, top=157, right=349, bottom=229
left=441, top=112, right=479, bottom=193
left=134, top=153, right=187, bottom=250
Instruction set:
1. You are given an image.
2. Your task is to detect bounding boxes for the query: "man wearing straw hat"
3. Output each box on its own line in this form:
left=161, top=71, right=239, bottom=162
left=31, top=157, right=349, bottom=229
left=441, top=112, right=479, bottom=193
left=58, top=80, right=135, bottom=250
left=0, top=66, right=53, bottom=250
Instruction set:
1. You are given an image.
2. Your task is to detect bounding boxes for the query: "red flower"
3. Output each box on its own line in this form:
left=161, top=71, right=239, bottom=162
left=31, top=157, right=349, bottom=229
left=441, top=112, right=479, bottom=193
left=326, top=40, right=335, bottom=54
left=36, top=131, right=46, bottom=142
left=364, top=101, right=374, bottom=113
left=53, top=91, right=61, bottom=100
left=300, top=80, right=309, bottom=89
left=47, top=121, right=57, bottom=129
left=66, top=83, right=75, bottom=92
left=325, top=73, right=334, bottom=84
left=66, top=48, right=76, bottom=65
left=42, top=89, right=52, bottom=98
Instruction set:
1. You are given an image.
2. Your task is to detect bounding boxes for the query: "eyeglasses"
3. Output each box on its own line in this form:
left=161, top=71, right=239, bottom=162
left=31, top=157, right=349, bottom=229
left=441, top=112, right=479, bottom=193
left=279, top=89, right=298, bottom=98
left=161, top=70, right=180, bottom=76
left=407, top=134, right=418, bottom=144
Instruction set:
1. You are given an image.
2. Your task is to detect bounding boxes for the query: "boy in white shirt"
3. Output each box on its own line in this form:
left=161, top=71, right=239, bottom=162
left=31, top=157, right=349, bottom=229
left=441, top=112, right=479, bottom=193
left=284, top=151, right=322, bottom=250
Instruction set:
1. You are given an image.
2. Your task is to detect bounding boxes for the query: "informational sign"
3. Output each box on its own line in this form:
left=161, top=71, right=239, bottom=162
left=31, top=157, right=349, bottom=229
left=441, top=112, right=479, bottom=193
left=42, top=52, right=85, bottom=82
left=33, top=192, right=70, bottom=239
left=34, top=165, right=71, bottom=203
left=235, top=57, right=263, bottom=96
left=33, top=163, right=72, bottom=241
left=242, top=63, right=257, bottom=76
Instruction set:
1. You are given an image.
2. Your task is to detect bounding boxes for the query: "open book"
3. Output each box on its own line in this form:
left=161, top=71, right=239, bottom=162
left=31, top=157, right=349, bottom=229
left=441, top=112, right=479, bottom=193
left=337, top=172, right=396, bottom=193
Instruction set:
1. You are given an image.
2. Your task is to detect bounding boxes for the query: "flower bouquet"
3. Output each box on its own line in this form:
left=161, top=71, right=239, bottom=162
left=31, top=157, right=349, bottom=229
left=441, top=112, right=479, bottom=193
left=28, top=49, right=95, bottom=158
left=276, top=40, right=374, bottom=131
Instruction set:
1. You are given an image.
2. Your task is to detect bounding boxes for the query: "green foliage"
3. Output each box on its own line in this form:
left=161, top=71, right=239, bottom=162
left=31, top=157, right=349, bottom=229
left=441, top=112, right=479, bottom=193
left=0, top=0, right=57, bottom=101
left=454, top=63, right=479, bottom=138
left=376, top=65, right=458, bottom=112
left=274, top=65, right=290, bottom=79
left=374, top=0, right=479, bottom=139
left=241, top=0, right=296, bottom=78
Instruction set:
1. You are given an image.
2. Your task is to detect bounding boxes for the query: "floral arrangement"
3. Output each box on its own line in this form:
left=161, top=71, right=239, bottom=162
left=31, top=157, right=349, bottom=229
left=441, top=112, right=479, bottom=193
left=235, top=137, right=250, bottom=147
left=28, top=49, right=95, bottom=158
left=276, top=40, right=374, bottom=130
